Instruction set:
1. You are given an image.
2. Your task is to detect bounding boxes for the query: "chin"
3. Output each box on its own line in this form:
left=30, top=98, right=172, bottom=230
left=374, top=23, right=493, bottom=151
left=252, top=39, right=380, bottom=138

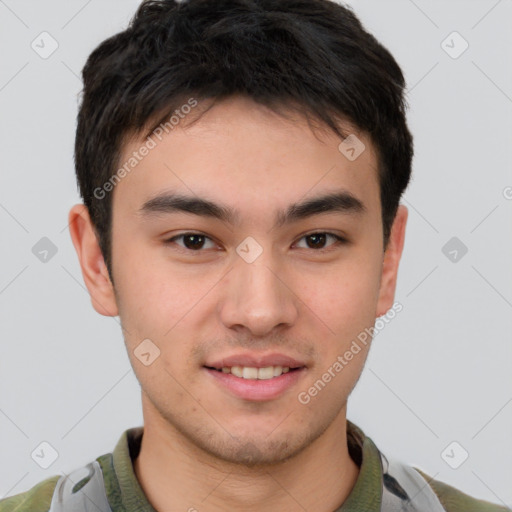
left=207, top=436, right=298, bottom=468
left=193, top=422, right=323, bottom=469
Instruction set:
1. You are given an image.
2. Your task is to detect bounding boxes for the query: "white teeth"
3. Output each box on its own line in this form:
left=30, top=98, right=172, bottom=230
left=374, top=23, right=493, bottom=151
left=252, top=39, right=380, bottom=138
left=231, top=366, right=243, bottom=378
left=257, top=366, right=275, bottom=380
left=217, top=365, right=292, bottom=379
left=242, top=367, right=258, bottom=379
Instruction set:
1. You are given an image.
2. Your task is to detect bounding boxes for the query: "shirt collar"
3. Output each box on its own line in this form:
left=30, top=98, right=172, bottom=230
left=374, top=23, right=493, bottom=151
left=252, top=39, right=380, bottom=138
left=107, top=420, right=383, bottom=512
left=336, top=420, right=383, bottom=511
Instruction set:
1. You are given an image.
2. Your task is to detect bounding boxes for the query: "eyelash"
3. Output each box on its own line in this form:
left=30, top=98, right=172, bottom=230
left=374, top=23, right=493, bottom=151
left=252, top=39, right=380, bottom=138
left=163, top=231, right=347, bottom=253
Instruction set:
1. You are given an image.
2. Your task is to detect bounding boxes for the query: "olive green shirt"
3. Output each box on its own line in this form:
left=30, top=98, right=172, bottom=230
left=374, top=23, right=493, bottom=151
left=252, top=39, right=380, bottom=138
left=1, top=421, right=508, bottom=511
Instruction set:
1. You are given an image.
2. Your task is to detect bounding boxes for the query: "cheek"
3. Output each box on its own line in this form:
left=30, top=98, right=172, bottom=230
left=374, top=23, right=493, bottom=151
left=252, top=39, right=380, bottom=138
left=300, top=256, right=382, bottom=340
left=112, top=236, right=190, bottom=326
left=112, top=248, right=216, bottom=376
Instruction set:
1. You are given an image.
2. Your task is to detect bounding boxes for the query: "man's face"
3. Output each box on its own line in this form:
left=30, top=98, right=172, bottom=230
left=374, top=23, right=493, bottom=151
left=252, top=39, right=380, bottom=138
left=106, top=96, right=397, bottom=466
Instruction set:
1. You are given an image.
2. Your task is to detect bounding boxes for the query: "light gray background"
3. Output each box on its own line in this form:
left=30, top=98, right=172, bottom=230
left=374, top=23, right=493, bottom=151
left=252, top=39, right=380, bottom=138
left=1, top=0, right=511, bottom=507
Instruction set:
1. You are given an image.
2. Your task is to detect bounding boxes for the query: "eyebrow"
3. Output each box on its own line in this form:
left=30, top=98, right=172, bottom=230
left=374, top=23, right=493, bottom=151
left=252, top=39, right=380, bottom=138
left=138, top=190, right=366, bottom=228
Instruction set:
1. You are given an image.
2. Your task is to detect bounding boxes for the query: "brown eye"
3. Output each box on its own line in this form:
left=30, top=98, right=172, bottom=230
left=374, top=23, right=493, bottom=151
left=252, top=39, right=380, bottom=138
left=295, top=232, right=346, bottom=250
left=182, top=234, right=206, bottom=250
left=165, top=233, right=216, bottom=251
left=305, top=233, right=327, bottom=249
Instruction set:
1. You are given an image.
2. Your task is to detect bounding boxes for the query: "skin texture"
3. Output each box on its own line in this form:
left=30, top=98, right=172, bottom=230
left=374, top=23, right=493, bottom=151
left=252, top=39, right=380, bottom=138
left=69, top=96, right=408, bottom=512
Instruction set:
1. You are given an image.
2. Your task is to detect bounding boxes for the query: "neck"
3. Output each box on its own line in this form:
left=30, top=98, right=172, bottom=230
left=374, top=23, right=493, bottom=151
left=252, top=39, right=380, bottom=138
left=133, top=408, right=360, bottom=512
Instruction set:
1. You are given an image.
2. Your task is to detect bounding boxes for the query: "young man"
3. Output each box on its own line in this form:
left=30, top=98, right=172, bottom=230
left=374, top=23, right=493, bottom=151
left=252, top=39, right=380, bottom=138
left=1, top=0, right=508, bottom=511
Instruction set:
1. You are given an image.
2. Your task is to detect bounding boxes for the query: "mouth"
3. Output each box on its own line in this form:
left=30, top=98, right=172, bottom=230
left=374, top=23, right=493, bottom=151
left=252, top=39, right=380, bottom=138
left=204, top=365, right=302, bottom=380
left=203, top=355, right=307, bottom=401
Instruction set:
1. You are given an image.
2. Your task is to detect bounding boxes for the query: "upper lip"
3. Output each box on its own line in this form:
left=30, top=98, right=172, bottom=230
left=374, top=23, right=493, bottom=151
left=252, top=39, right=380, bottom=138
left=205, top=353, right=307, bottom=369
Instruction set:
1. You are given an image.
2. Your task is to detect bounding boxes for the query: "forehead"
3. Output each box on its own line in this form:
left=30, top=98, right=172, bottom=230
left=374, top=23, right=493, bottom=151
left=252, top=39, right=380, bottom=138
left=111, top=96, right=381, bottom=222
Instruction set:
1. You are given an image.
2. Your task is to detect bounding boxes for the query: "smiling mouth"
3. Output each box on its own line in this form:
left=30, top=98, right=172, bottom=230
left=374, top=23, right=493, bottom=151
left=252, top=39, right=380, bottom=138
left=204, top=365, right=303, bottom=380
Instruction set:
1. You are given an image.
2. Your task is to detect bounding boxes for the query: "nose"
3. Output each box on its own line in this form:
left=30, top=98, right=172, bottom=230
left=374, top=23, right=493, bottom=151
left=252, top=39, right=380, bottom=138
left=218, top=253, right=299, bottom=337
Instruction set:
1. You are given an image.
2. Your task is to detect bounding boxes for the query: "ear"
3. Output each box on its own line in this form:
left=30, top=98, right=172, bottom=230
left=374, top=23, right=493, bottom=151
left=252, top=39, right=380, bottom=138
left=375, top=204, right=408, bottom=318
left=68, top=204, right=118, bottom=317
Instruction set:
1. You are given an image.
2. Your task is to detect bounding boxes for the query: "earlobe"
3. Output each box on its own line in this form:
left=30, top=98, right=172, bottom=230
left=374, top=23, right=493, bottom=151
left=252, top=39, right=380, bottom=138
left=68, top=204, right=119, bottom=317
left=375, top=205, right=408, bottom=318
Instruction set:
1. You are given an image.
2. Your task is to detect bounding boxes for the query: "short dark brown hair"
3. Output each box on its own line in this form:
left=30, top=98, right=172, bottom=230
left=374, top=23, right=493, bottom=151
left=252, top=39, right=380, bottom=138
left=74, top=0, right=413, bottom=280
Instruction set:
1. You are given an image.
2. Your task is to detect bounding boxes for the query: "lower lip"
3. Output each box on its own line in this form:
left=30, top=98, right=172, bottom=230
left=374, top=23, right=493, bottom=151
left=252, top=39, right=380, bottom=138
left=205, top=367, right=306, bottom=401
